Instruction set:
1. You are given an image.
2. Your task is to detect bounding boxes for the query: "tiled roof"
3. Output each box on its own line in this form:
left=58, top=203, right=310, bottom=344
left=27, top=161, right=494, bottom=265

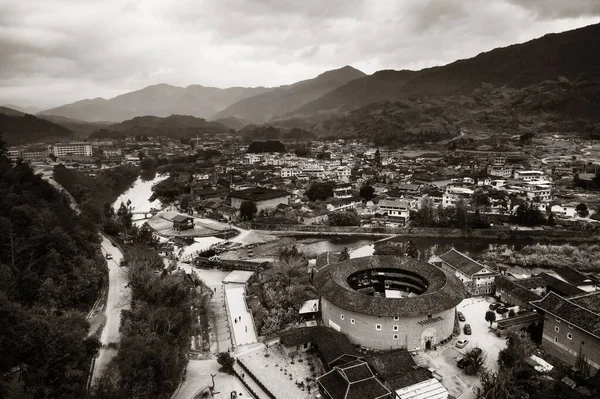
left=495, top=276, right=540, bottom=303
left=318, top=360, right=392, bottom=399
left=438, top=248, right=486, bottom=276
left=569, top=292, right=600, bottom=314
left=538, top=273, right=584, bottom=297
left=531, top=292, right=600, bottom=338
left=554, top=266, right=595, bottom=286
left=230, top=187, right=289, bottom=201
left=314, top=256, right=465, bottom=317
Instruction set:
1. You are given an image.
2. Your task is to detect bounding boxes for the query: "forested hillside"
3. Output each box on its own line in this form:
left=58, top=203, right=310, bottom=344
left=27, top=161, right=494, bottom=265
left=0, top=141, right=104, bottom=398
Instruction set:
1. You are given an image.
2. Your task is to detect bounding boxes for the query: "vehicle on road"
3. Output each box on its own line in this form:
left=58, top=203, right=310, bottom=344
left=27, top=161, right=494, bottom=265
left=456, top=339, right=469, bottom=349
left=489, top=302, right=501, bottom=310
left=106, top=254, right=113, bottom=260
left=463, top=324, right=472, bottom=335
left=457, top=311, right=466, bottom=321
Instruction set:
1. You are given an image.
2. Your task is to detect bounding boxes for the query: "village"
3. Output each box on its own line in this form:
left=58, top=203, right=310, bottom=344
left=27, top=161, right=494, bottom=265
left=11, top=132, right=600, bottom=399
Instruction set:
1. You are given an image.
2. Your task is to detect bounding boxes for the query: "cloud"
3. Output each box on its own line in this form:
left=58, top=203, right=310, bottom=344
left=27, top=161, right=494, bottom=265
left=0, top=0, right=598, bottom=108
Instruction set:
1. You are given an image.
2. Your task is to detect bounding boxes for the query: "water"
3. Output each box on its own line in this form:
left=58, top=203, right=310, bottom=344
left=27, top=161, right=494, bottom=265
left=113, top=174, right=168, bottom=214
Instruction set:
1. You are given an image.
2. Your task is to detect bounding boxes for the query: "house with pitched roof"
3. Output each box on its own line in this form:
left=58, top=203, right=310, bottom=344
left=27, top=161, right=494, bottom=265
left=531, top=291, right=600, bottom=375
left=494, top=273, right=584, bottom=309
left=318, top=360, right=393, bottom=399
left=431, top=249, right=498, bottom=296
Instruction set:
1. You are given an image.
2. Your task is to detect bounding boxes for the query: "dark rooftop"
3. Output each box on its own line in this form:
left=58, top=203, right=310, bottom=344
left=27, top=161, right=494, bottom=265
left=318, top=360, right=392, bottom=399
left=531, top=292, right=600, bottom=338
left=438, top=248, right=487, bottom=276
left=230, top=187, right=289, bottom=202
left=495, top=276, right=540, bottom=303
left=172, top=214, right=193, bottom=223
left=554, top=266, right=596, bottom=286
left=314, top=256, right=465, bottom=317
left=539, top=273, right=584, bottom=297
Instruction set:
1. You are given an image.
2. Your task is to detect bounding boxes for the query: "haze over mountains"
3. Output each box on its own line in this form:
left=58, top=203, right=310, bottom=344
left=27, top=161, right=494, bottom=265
left=38, top=84, right=271, bottom=123
left=3, top=22, right=599, bottom=145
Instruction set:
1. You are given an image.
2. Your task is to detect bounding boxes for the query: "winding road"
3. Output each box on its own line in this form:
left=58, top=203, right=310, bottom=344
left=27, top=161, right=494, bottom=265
left=91, top=235, right=131, bottom=385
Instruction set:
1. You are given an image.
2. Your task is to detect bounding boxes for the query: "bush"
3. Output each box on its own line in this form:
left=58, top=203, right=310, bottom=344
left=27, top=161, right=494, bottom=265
left=217, top=351, right=235, bottom=373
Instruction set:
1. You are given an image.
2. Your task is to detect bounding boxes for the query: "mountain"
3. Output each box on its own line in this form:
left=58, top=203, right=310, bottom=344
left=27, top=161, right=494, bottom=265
left=39, top=84, right=272, bottom=123
left=2, top=104, right=43, bottom=114
left=90, top=114, right=231, bottom=139
left=37, top=114, right=107, bottom=138
left=290, top=23, right=600, bottom=116
left=0, top=106, right=74, bottom=145
left=211, top=66, right=366, bottom=124
left=212, top=116, right=250, bottom=131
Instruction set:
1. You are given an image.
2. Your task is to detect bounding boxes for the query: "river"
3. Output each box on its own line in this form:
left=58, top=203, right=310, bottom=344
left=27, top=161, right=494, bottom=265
left=113, top=174, right=168, bottom=214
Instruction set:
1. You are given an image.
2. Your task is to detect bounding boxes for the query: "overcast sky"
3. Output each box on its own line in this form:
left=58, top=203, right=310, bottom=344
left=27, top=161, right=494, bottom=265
left=1, top=0, right=599, bottom=109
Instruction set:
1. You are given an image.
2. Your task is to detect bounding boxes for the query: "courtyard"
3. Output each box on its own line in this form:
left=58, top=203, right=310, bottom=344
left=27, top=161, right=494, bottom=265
left=237, top=344, right=322, bottom=399
left=411, top=296, right=507, bottom=399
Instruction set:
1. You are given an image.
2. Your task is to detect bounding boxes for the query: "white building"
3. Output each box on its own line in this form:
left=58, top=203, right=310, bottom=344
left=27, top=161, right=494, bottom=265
left=51, top=142, right=92, bottom=157
left=514, top=170, right=545, bottom=182
left=281, top=167, right=300, bottom=178
left=442, top=186, right=474, bottom=208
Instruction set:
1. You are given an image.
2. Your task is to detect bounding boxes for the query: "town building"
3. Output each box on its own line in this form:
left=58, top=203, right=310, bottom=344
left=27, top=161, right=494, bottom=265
left=51, top=142, right=93, bottom=157
left=230, top=187, right=289, bottom=212
left=531, top=291, right=600, bottom=375
left=327, top=196, right=361, bottom=212
left=514, top=170, right=546, bottom=182
left=433, top=249, right=498, bottom=296
left=375, top=199, right=411, bottom=227
left=314, top=255, right=465, bottom=351
left=172, top=215, right=194, bottom=231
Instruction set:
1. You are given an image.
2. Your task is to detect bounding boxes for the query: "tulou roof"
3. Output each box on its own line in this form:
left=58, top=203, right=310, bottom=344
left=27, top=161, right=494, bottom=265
left=314, top=256, right=465, bottom=317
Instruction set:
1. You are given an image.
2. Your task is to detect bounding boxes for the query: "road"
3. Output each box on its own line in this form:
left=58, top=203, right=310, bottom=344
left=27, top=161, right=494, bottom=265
left=172, top=358, right=250, bottom=399
left=91, top=236, right=131, bottom=386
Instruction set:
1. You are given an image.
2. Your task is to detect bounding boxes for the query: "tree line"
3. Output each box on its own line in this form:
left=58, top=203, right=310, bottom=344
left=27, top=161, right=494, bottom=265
left=0, top=143, right=104, bottom=397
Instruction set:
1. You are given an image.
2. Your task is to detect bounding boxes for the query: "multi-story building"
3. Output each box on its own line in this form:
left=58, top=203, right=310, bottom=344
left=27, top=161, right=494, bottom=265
left=442, top=186, right=474, bottom=208
left=51, top=142, right=92, bottom=157
left=531, top=291, right=600, bottom=375
left=432, top=249, right=498, bottom=296
left=280, top=167, right=300, bottom=178
left=335, top=166, right=351, bottom=181
left=514, top=170, right=545, bottom=182
left=376, top=199, right=411, bottom=227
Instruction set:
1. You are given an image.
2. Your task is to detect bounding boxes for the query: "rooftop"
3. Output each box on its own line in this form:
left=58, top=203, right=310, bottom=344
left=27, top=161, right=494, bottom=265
left=438, top=248, right=487, bottom=276
left=230, top=187, right=289, bottom=201
left=531, top=291, right=600, bottom=338
left=318, top=360, right=392, bottom=399
left=314, top=256, right=465, bottom=317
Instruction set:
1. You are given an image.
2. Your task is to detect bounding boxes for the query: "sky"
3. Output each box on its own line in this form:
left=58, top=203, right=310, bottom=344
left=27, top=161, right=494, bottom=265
left=1, top=0, right=599, bottom=109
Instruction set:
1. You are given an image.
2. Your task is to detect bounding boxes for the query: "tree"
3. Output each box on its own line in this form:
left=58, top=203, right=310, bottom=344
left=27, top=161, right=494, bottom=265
left=240, top=200, right=257, bottom=221
left=329, top=210, right=361, bottom=226
left=294, top=145, right=311, bottom=158
left=498, top=331, right=536, bottom=370
left=179, top=194, right=193, bottom=210
left=306, top=181, right=335, bottom=201
left=508, top=309, right=516, bottom=318
left=216, top=351, right=235, bottom=373
left=339, top=247, right=350, bottom=261
left=485, top=310, right=496, bottom=327
left=359, top=185, right=375, bottom=201
left=464, top=348, right=485, bottom=375
left=404, top=240, right=419, bottom=258
left=576, top=203, right=589, bottom=217
left=137, top=150, right=145, bottom=160
left=374, top=149, right=381, bottom=166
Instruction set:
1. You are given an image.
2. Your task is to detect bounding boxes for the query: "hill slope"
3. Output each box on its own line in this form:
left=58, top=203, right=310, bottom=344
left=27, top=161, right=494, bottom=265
left=92, top=114, right=231, bottom=139
left=292, top=23, right=600, bottom=116
left=211, top=66, right=366, bottom=124
left=0, top=107, right=74, bottom=145
left=39, top=84, right=272, bottom=123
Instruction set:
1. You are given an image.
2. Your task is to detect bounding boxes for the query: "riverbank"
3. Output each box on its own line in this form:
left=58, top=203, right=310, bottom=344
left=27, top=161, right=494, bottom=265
left=249, top=224, right=600, bottom=242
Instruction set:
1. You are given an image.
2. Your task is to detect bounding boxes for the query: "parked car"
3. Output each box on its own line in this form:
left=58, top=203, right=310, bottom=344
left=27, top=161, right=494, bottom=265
left=457, top=357, right=469, bottom=369
left=105, top=254, right=113, bottom=260
left=489, top=302, right=501, bottom=310
left=457, top=311, right=466, bottom=322
left=456, top=339, right=469, bottom=349
left=463, top=324, right=472, bottom=335
left=470, top=348, right=483, bottom=358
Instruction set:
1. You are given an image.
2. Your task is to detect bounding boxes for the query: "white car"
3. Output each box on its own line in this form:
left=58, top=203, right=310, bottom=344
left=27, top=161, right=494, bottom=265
left=455, top=339, right=469, bottom=349
left=106, top=254, right=113, bottom=260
